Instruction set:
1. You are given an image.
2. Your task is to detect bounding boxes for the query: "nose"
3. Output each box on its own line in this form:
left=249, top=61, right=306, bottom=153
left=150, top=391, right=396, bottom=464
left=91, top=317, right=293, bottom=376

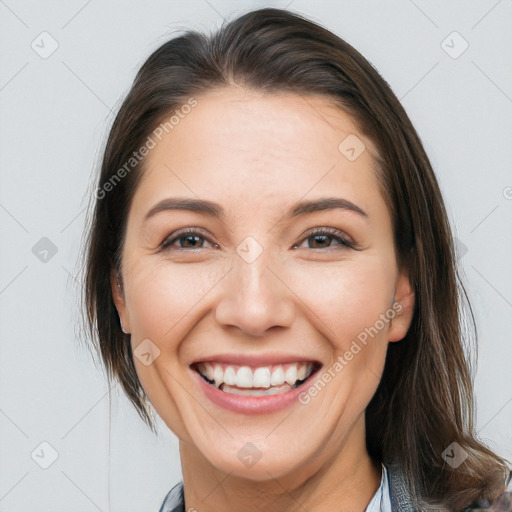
left=215, top=246, right=296, bottom=337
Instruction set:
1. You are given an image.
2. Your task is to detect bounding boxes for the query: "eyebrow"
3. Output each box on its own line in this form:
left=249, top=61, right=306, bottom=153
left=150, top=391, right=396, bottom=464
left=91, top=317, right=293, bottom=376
left=144, top=197, right=369, bottom=222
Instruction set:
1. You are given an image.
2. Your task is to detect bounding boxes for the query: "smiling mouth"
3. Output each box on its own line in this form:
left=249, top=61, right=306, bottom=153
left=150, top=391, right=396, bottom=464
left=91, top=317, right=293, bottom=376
left=191, top=361, right=321, bottom=396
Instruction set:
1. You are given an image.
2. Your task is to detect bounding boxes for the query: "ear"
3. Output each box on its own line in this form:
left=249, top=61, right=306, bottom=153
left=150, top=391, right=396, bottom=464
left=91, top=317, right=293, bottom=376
left=110, top=268, right=131, bottom=334
left=388, top=268, right=415, bottom=343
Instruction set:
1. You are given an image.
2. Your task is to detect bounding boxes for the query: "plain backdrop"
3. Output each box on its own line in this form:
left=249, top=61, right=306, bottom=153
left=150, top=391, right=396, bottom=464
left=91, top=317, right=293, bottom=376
left=0, top=1, right=511, bottom=510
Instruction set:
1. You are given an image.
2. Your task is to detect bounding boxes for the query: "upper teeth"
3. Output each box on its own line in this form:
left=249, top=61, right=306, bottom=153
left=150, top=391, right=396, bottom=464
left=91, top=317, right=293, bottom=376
left=196, top=362, right=314, bottom=389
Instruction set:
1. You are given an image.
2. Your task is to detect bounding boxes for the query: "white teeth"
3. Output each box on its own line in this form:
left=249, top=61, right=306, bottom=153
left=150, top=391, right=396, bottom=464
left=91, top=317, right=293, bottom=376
left=223, top=365, right=236, bottom=386
left=196, top=361, right=316, bottom=391
left=236, top=366, right=253, bottom=388
left=222, top=382, right=293, bottom=396
left=284, top=365, right=297, bottom=386
left=296, top=362, right=307, bottom=381
left=204, top=363, right=214, bottom=381
left=270, top=366, right=285, bottom=386
left=252, top=367, right=271, bottom=388
left=213, top=365, right=224, bottom=387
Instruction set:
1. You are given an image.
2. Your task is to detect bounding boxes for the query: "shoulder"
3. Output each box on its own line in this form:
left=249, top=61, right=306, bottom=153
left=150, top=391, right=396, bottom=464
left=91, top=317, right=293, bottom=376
left=158, top=481, right=185, bottom=512
left=385, top=462, right=512, bottom=512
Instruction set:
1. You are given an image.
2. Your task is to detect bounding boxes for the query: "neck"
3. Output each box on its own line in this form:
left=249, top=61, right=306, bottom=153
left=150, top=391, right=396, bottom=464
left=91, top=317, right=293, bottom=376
left=179, top=414, right=382, bottom=512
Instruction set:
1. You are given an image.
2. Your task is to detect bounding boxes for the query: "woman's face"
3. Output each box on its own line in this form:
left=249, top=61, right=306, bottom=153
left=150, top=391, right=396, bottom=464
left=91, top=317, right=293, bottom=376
left=112, top=87, right=414, bottom=481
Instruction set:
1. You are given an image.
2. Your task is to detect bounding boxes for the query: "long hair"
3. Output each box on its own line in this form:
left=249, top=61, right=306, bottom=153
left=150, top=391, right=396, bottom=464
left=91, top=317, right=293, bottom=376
left=82, top=7, right=510, bottom=510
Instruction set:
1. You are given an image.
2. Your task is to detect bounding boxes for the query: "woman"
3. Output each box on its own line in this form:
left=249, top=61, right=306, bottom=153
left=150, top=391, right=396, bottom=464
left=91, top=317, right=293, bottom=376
left=83, top=7, right=511, bottom=512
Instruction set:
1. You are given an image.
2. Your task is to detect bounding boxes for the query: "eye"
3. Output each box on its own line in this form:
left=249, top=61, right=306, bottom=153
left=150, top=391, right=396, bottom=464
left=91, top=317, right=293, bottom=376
left=159, top=227, right=355, bottom=251
left=293, top=227, right=355, bottom=250
left=160, top=228, right=218, bottom=251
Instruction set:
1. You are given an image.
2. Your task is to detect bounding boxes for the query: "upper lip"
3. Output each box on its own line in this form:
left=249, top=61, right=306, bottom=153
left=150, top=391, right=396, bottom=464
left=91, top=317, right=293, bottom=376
left=190, top=353, right=322, bottom=368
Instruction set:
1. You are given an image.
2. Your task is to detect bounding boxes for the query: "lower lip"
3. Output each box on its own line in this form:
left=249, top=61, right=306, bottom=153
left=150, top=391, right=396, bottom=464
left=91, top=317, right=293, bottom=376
left=189, top=366, right=319, bottom=415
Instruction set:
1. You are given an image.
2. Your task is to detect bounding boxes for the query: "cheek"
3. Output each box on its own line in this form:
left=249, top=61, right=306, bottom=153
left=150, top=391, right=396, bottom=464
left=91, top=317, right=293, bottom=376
left=291, top=259, right=396, bottom=344
left=123, top=257, right=223, bottom=340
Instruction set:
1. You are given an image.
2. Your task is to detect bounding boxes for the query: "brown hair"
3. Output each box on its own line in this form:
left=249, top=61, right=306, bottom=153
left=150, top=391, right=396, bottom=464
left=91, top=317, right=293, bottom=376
left=82, top=7, right=510, bottom=510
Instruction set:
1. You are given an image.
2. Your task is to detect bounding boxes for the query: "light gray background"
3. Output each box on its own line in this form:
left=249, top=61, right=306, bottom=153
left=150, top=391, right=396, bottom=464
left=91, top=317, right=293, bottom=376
left=1, top=0, right=511, bottom=510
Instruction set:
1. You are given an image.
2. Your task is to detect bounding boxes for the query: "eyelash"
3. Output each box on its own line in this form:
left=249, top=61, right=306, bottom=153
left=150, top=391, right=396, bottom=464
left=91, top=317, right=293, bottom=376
left=159, top=227, right=355, bottom=251
left=294, top=227, right=355, bottom=250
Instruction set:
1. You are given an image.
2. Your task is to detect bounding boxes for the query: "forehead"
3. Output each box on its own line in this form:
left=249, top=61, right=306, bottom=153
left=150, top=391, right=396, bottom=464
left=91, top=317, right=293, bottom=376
left=132, top=87, right=384, bottom=220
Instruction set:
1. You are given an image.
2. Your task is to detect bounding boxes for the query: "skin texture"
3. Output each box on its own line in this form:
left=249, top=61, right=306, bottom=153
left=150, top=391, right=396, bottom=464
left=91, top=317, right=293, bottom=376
left=112, top=87, right=415, bottom=512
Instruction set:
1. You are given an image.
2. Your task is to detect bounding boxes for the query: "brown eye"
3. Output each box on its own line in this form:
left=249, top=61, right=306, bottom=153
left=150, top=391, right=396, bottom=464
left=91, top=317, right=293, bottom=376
left=294, top=227, right=354, bottom=250
left=160, top=228, right=217, bottom=251
left=175, top=234, right=204, bottom=249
